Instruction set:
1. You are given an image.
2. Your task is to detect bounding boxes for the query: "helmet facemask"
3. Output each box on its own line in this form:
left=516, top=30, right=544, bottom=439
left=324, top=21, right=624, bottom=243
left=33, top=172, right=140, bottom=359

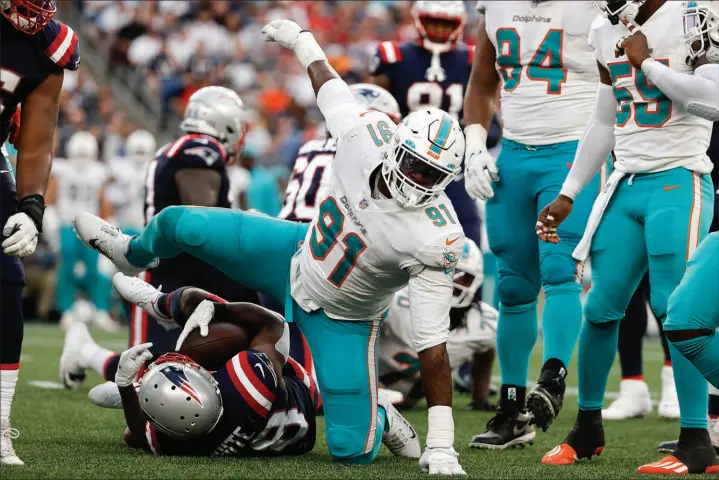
left=593, top=0, right=645, bottom=25
left=1, top=0, right=56, bottom=35
left=682, top=2, right=719, bottom=64
left=452, top=270, right=480, bottom=308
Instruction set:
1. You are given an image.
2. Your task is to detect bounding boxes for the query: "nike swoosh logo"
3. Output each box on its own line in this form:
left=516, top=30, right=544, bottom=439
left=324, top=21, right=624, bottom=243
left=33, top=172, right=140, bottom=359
left=0, top=170, right=9, bottom=174
left=88, top=238, right=112, bottom=259
left=255, top=362, right=265, bottom=379
left=664, top=185, right=681, bottom=191
left=446, top=236, right=461, bottom=245
left=513, top=424, right=526, bottom=436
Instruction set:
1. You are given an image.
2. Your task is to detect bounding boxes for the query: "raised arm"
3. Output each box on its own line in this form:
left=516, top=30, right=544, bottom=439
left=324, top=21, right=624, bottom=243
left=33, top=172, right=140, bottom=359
left=261, top=20, right=362, bottom=140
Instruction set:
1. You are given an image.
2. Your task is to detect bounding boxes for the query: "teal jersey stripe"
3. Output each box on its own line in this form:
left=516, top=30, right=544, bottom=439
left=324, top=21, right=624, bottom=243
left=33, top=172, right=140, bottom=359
left=2, top=142, right=16, bottom=183
left=429, top=113, right=453, bottom=156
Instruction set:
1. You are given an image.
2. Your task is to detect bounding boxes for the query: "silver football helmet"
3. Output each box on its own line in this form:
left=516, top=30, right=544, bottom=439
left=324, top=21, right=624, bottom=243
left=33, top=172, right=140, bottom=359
left=411, top=1, right=467, bottom=50
left=66, top=131, right=98, bottom=165
left=452, top=238, right=484, bottom=308
left=180, top=86, right=250, bottom=161
left=349, top=83, right=402, bottom=124
left=138, top=353, right=223, bottom=439
left=593, top=0, right=646, bottom=25
left=125, top=129, right=157, bottom=167
left=682, top=1, right=719, bottom=64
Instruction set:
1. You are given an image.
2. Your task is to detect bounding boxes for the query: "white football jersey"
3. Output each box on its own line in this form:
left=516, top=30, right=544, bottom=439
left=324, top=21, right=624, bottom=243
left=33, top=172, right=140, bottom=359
left=379, top=287, right=498, bottom=399
left=51, top=158, right=108, bottom=225
left=290, top=110, right=465, bottom=322
left=479, top=1, right=600, bottom=144
left=106, top=158, right=146, bottom=231
left=589, top=2, right=713, bottom=174
left=278, top=138, right=336, bottom=222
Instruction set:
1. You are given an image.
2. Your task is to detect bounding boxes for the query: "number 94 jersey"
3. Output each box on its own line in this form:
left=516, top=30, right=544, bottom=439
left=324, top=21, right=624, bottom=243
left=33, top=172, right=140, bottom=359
left=290, top=111, right=465, bottom=322
left=479, top=1, right=599, bottom=145
left=369, top=41, right=473, bottom=120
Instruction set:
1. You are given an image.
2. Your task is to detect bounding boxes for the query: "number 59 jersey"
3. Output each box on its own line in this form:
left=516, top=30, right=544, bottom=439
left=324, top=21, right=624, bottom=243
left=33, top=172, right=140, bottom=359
left=479, top=1, right=600, bottom=145
left=589, top=2, right=713, bottom=174
left=290, top=111, right=465, bottom=322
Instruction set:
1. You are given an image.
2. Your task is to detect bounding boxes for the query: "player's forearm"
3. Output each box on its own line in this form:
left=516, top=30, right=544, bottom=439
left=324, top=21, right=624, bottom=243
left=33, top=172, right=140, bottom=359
left=642, top=60, right=719, bottom=121
left=463, top=84, right=496, bottom=130
left=464, top=19, right=499, bottom=129
left=560, top=84, right=616, bottom=200
left=119, top=386, right=150, bottom=452
left=418, top=344, right=452, bottom=407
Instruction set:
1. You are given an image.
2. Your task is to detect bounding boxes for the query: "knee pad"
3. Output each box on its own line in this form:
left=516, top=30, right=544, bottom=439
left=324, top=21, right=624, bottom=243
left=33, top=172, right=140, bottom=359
left=326, top=426, right=367, bottom=462
left=159, top=206, right=210, bottom=248
left=496, top=273, right=538, bottom=307
left=649, top=291, right=670, bottom=322
left=540, top=253, right=580, bottom=286
left=584, top=290, right=623, bottom=325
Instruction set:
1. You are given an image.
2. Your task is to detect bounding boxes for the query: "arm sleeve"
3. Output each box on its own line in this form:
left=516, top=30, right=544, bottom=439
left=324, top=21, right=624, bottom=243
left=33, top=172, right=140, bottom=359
left=316, top=78, right=364, bottom=140
left=560, top=83, right=616, bottom=199
left=407, top=267, right=453, bottom=352
left=642, top=59, right=719, bottom=122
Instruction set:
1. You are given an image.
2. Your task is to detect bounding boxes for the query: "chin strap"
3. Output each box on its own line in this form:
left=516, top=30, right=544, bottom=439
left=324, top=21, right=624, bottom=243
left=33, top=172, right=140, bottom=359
left=426, top=45, right=449, bottom=82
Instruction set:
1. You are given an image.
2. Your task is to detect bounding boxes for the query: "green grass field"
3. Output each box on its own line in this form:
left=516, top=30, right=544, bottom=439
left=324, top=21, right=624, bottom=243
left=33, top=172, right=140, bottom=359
left=2, top=324, right=686, bottom=479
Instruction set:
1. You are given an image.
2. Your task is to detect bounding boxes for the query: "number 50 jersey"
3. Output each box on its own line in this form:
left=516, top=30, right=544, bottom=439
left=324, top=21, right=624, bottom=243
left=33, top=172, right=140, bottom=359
left=479, top=1, right=599, bottom=145
left=290, top=110, right=465, bottom=322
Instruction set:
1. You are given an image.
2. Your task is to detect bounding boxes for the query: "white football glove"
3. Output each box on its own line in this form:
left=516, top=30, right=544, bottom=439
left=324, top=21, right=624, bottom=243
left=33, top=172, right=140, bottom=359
left=2, top=212, right=38, bottom=257
left=464, top=124, right=498, bottom=201
left=261, top=19, right=303, bottom=50
left=115, top=342, right=153, bottom=387
left=420, top=447, right=467, bottom=476
left=175, top=299, right=215, bottom=351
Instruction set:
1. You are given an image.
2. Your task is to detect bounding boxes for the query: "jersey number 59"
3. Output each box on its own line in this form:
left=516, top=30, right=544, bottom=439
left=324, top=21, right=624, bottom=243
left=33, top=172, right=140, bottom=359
left=310, top=197, right=367, bottom=288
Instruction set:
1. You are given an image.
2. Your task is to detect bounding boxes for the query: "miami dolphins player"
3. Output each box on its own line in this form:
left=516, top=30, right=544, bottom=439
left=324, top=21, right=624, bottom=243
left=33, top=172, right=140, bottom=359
left=73, top=19, right=468, bottom=474
left=536, top=0, right=719, bottom=473
left=369, top=0, right=485, bottom=253
left=463, top=0, right=605, bottom=447
left=380, top=238, right=499, bottom=411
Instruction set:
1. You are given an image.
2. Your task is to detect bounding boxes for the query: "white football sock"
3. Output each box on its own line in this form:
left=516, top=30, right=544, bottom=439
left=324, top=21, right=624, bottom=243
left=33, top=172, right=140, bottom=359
left=0, top=368, right=19, bottom=422
left=81, top=343, right=116, bottom=377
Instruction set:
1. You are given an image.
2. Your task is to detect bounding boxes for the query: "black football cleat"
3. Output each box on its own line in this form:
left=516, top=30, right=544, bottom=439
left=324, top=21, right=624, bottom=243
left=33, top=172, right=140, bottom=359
left=527, top=359, right=566, bottom=431
left=542, top=409, right=605, bottom=465
left=640, top=428, right=719, bottom=474
left=469, top=409, right=535, bottom=449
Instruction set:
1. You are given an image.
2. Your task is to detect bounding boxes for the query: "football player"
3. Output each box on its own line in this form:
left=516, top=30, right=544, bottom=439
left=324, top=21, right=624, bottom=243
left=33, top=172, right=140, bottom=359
left=369, top=0, right=485, bottom=254
left=463, top=0, right=606, bottom=448
left=0, top=0, right=80, bottom=465
left=74, top=19, right=468, bottom=474
left=107, top=130, right=157, bottom=236
left=380, top=238, right=498, bottom=411
left=48, top=131, right=115, bottom=331
left=536, top=0, right=719, bottom=473
left=60, top=87, right=259, bottom=391
left=106, top=275, right=319, bottom=457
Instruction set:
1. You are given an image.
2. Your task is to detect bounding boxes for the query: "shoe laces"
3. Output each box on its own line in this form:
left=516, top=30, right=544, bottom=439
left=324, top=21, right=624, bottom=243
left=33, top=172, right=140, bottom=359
left=0, top=427, right=20, bottom=456
left=385, top=414, right=412, bottom=451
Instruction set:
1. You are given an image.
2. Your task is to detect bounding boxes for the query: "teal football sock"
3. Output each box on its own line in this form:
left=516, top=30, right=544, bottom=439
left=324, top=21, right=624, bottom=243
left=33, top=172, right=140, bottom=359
left=577, top=319, right=620, bottom=411
left=669, top=340, right=710, bottom=429
left=497, top=300, right=538, bottom=387
left=542, top=282, right=582, bottom=366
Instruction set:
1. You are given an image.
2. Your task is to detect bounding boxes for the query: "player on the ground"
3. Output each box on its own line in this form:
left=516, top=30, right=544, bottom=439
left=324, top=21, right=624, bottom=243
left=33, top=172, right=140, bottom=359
left=48, top=131, right=115, bottom=331
left=107, top=130, right=157, bottom=236
left=106, top=276, right=319, bottom=457
left=74, top=19, right=468, bottom=474
left=463, top=1, right=605, bottom=448
left=380, top=238, right=499, bottom=412
left=536, top=0, right=719, bottom=473
left=0, top=0, right=79, bottom=465
left=60, top=87, right=259, bottom=392
left=369, top=0, right=486, bottom=251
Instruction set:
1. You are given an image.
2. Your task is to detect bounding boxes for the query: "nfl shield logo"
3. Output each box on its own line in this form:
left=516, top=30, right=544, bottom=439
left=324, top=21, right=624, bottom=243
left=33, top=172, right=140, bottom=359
left=359, top=199, right=369, bottom=209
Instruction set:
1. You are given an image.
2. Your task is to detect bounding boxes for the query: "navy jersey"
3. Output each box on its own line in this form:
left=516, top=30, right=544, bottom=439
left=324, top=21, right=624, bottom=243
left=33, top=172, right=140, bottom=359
left=144, top=351, right=319, bottom=457
left=0, top=16, right=79, bottom=284
left=143, top=134, right=256, bottom=302
left=369, top=41, right=473, bottom=121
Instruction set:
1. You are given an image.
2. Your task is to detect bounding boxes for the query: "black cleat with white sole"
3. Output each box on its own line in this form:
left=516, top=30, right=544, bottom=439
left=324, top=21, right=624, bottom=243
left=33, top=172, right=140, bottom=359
left=469, top=409, right=535, bottom=449
left=527, top=359, right=566, bottom=432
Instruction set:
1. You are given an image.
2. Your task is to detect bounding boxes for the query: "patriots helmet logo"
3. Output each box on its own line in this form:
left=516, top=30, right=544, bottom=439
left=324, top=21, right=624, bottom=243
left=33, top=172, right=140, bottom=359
left=160, top=365, right=204, bottom=406
left=356, top=87, right=381, bottom=100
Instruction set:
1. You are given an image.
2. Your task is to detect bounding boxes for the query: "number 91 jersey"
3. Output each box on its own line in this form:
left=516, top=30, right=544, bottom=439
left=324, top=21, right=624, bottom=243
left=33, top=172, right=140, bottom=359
left=589, top=2, right=712, bottom=173
left=290, top=111, right=465, bottom=322
left=479, top=1, right=599, bottom=145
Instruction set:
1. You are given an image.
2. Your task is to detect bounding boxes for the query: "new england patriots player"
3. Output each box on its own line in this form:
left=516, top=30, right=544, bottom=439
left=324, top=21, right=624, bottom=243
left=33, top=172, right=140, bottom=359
left=0, top=0, right=80, bottom=465
left=536, top=0, right=719, bottom=473
left=108, top=278, right=319, bottom=457
left=463, top=0, right=606, bottom=448
left=74, top=18, right=468, bottom=474
left=60, top=87, right=259, bottom=391
left=369, top=0, right=485, bottom=252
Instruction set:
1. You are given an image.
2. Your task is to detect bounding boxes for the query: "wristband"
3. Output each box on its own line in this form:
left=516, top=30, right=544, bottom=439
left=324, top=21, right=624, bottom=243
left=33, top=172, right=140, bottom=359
left=18, top=194, right=45, bottom=233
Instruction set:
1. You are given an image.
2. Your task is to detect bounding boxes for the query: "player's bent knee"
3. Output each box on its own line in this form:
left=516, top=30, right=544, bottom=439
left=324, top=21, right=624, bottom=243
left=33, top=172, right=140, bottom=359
left=540, top=254, right=579, bottom=287
left=158, top=205, right=212, bottom=248
left=649, top=292, right=669, bottom=322
left=496, top=274, right=538, bottom=307
left=326, top=427, right=372, bottom=464
left=584, top=292, right=622, bottom=325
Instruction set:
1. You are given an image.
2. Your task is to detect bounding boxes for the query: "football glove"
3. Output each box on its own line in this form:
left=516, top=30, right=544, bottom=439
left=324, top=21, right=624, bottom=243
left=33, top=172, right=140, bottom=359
left=175, top=299, right=214, bottom=351
left=116, top=342, right=153, bottom=387
left=464, top=124, right=498, bottom=201
left=420, top=446, right=467, bottom=475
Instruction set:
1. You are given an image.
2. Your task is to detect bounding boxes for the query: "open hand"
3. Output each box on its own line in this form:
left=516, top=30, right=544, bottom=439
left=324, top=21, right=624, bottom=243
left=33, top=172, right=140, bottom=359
left=536, top=195, right=574, bottom=244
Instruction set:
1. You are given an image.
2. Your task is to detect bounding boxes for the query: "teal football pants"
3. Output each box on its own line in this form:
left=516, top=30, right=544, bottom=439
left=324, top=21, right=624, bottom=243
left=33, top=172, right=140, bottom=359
left=486, top=139, right=603, bottom=387
left=126, top=206, right=387, bottom=463
left=578, top=169, right=713, bottom=429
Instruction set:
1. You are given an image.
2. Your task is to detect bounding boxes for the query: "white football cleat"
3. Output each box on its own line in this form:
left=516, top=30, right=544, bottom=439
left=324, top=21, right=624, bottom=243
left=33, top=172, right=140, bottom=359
left=92, top=309, right=122, bottom=333
left=73, top=213, right=158, bottom=276
left=88, top=381, right=123, bottom=409
left=378, top=387, right=405, bottom=406
left=59, top=321, right=92, bottom=390
left=112, top=273, right=177, bottom=330
left=378, top=390, right=421, bottom=458
left=420, top=447, right=466, bottom=475
left=0, top=420, right=23, bottom=466
left=658, top=365, right=680, bottom=419
left=602, top=379, right=653, bottom=420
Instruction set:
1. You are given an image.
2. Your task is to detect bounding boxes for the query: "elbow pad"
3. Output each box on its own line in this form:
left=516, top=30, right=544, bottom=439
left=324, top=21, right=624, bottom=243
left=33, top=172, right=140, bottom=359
left=316, top=78, right=362, bottom=139
left=688, top=64, right=719, bottom=121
